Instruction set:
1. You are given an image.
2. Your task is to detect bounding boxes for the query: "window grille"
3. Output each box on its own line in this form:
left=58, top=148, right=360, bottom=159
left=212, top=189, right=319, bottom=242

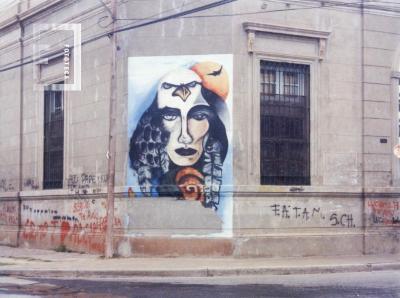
left=260, top=61, right=310, bottom=185
left=43, top=83, right=64, bottom=189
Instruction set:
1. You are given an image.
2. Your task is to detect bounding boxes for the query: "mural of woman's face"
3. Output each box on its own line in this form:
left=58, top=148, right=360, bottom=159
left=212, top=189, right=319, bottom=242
left=157, top=69, right=210, bottom=166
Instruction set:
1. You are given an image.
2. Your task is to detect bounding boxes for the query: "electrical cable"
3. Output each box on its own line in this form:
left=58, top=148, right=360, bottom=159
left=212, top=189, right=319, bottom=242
left=111, top=1, right=377, bottom=21
left=119, top=0, right=204, bottom=25
left=0, top=0, right=136, bottom=64
left=114, top=0, right=400, bottom=20
left=0, top=0, right=105, bottom=61
left=0, top=0, right=236, bottom=72
left=1, top=0, right=399, bottom=73
left=154, top=0, right=376, bottom=19
left=107, top=0, right=237, bottom=35
left=0, top=0, right=203, bottom=69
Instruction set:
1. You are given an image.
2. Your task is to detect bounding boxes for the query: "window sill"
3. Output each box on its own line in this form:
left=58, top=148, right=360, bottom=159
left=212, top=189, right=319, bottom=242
left=0, top=191, right=18, bottom=198
left=233, top=185, right=363, bottom=194
left=19, top=186, right=124, bottom=198
left=20, top=189, right=70, bottom=197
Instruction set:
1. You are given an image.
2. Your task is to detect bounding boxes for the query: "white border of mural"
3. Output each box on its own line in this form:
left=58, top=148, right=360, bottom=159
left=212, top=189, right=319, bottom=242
left=127, top=54, right=233, bottom=236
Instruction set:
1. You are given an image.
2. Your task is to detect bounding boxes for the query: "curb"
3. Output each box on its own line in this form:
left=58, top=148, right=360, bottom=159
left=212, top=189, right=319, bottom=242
left=1, top=262, right=400, bottom=278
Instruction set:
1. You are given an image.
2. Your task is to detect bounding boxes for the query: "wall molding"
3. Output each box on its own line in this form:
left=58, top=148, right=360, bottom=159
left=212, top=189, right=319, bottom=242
left=0, top=0, right=64, bottom=31
left=243, top=22, right=330, bottom=60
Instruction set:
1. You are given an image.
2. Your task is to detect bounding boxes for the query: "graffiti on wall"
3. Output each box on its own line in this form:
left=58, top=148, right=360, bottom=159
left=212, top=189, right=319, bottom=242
left=21, top=199, right=122, bottom=253
left=128, top=55, right=233, bottom=213
left=0, top=202, right=18, bottom=226
left=0, top=179, right=15, bottom=192
left=368, top=200, right=400, bottom=226
left=67, top=173, right=108, bottom=195
left=269, top=203, right=356, bottom=228
left=23, top=178, right=39, bottom=190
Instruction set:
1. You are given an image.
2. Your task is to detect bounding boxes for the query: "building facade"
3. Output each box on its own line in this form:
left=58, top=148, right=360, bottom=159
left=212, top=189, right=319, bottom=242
left=0, top=0, right=399, bottom=257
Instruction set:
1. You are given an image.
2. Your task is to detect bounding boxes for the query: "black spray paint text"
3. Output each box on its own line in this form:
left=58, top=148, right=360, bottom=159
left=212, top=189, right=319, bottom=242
left=270, top=204, right=356, bottom=228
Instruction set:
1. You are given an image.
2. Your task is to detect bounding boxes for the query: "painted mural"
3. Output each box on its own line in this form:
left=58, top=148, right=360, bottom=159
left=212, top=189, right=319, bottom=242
left=127, top=55, right=232, bottom=215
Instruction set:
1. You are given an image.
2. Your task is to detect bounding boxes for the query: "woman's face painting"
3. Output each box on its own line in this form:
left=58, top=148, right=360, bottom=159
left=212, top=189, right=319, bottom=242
left=157, top=68, right=210, bottom=166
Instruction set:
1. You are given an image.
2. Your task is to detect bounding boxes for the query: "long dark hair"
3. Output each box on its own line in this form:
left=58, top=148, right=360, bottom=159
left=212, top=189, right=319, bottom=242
left=129, top=87, right=228, bottom=209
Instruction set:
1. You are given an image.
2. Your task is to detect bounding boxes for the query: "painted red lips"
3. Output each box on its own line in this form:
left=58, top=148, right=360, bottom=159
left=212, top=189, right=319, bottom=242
left=175, top=148, right=197, bottom=156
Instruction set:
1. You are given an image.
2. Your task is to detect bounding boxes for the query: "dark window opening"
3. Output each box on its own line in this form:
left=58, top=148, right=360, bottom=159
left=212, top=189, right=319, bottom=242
left=260, top=61, right=310, bottom=185
left=43, top=83, right=64, bottom=189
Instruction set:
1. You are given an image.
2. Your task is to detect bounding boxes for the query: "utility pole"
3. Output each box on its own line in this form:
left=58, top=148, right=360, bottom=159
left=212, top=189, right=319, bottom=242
left=17, top=3, right=24, bottom=247
left=105, top=0, right=117, bottom=258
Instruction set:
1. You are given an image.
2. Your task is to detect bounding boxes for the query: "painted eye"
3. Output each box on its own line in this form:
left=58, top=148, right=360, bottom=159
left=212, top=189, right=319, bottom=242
left=162, top=82, right=173, bottom=89
left=187, top=81, right=199, bottom=88
left=191, top=113, right=208, bottom=121
left=162, top=114, right=177, bottom=121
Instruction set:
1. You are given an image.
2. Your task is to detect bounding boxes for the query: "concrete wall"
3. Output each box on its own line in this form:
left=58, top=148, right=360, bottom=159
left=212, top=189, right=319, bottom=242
left=0, top=0, right=399, bottom=257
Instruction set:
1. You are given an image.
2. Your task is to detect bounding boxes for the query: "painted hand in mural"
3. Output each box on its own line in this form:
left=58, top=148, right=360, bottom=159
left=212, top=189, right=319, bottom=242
left=129, top=61, right=229, bottom=210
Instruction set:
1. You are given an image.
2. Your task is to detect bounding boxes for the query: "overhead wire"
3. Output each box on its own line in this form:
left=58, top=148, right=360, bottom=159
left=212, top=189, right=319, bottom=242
left=107, top=0, right=237, bottom=35
left=0, top=0, right=107, bottom=61
left=116, top=0, right=204, bottom=23
left=0, top=0, right=205, bottom=70
left=285, top=0, right=400, bottom=8
left=0, top=0, right=236, bottom=72
left=114, top=0, right=203, bottom=21
left=115, top=0, right=400, bottom=20
left=113, top=0, right=373, bottom=21
left=156, top=0, right=377, bottom=18
left=0, top=0, right=136, bottom=64
left=0, top=0, right=399, bottom=73
left=97, top=0, right=203, bottom=27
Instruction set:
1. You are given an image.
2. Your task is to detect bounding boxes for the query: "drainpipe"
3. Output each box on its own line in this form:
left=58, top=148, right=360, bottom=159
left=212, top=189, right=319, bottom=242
left=16, top=4, right=24, bottom=247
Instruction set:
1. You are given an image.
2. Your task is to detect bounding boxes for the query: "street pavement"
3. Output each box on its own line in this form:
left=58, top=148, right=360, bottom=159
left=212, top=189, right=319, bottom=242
left=0, top=246, right=400, bottom=297
left=0, top=245, right=400, bottom=278
left=0, top=270, right=399, bottom=297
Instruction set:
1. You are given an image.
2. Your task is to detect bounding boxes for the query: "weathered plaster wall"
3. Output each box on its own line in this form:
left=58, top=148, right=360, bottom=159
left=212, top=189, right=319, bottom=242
left=14, top=194, right=400, bottom=256
left=232, top=0, right=364, bottom=188
left=17, top=195, right=232, bottom=256
left=0, top=0, right=399, bottom=257
left=0, top=200, right=18, bottom=246
left=20, top=197, right=116, bottom=253
left=365, top=196, right=400, bottom=254
left=0, top=23, right=21, bottom=194
left=363, top=13, right=400, bottom=187
left=233, top=194, right=363, bottom=257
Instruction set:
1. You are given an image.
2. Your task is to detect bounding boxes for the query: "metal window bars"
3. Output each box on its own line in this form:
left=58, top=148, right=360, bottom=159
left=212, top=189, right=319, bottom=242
left=260, top=61, right=310, bottom=185
left=43, top=83, right=64, bottom=189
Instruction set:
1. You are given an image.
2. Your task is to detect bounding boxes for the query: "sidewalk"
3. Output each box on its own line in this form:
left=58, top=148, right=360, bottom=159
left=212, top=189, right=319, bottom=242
left=0, top=246, right=399, bottom=278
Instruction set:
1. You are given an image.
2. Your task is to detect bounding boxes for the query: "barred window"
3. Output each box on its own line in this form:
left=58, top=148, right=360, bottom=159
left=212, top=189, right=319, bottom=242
left=260, top=61, right=310, bottom=185
left=262, top=69, right=276, bottom=94
left=283, top=71, right=300, bottom=96
left=43, top=83, right=64, bottom=189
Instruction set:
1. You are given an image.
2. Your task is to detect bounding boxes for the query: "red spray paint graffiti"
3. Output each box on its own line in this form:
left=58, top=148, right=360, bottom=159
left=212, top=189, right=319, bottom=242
left=368, top=200, right=400, bottom=226
left=0, top=202, right=18, bottom=226
left=60, top=221, right=70, bottom=243
left=21, top=200, right=123, bottom=254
